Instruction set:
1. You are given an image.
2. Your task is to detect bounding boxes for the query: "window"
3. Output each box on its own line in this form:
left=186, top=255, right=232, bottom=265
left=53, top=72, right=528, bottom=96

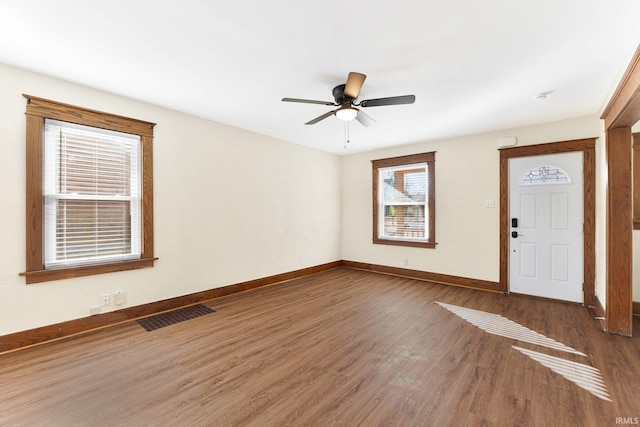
left=519, top=165, right=571, bottom=185
left=21, top=95, right=156, bottom=283
left=372, top=152, right=435, bottom=248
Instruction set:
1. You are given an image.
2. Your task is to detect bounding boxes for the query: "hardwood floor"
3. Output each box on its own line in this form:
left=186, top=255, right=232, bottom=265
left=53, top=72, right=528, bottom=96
left=1, top=268, right=639, bottom=426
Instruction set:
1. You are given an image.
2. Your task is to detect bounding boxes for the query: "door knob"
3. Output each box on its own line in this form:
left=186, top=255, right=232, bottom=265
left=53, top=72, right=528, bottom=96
left=511, top=231, right=525, bottom=238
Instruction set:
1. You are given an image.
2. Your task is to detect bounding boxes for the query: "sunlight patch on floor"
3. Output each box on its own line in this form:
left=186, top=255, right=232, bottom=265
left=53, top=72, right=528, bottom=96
left=435, top=302, right=585, bottom=356
left=512, top=346, right=612, bottom=401
left=435, top=301, right=612, bottom=402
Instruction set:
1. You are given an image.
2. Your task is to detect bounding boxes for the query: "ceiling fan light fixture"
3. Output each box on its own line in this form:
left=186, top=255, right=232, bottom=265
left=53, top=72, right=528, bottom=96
left=335, top=106, right=358, bottom=121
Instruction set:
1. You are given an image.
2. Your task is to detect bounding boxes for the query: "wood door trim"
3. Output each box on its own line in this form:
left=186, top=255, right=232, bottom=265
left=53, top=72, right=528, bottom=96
left=633, top=133, right=640, bottom=230
left=601, top=44, right=640, bottom=130
left=599, top=44, right=640, bottom=337
left=499, top=138, right=597, bottom=305
left=605, top=127, right=633, bottom=336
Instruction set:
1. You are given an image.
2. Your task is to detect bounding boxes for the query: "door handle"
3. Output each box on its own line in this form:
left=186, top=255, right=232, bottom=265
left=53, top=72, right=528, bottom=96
left=511, top=231, right=525, bottom=238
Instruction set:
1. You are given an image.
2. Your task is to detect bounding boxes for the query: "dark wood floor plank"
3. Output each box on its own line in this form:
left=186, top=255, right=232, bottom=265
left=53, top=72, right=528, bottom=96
left=0, top=268, right=638, bottom=426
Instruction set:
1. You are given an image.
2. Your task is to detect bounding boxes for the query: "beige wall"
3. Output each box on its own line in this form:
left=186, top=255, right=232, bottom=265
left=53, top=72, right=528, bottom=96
left=0, top=61, right=623, bottom=337
left=0, top=64, right=342, bottom=335
left=595, top=123, right=608, bottom=308
left=340, top=116, right=604, bottom=289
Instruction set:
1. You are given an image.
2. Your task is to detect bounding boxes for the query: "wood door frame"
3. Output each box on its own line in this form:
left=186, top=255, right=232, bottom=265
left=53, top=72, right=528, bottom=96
left=599, top=44, right=640, bottom=336
left=499, top=138, right=596, bottom=306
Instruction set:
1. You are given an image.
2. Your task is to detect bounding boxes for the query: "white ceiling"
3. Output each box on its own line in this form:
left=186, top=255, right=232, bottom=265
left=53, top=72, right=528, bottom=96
left=1, top=1, right=640, bottom=154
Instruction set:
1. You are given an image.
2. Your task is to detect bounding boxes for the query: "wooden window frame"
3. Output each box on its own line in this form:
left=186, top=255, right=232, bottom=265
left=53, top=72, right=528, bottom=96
left=20, top=95, right=157, bottom=284
left=372, top=152, right=436, bottom=249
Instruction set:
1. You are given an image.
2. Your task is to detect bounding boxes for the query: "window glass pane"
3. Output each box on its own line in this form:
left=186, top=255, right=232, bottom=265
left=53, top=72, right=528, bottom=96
left=404, top=171, right=426, bottom=199
left=382, top=204, right=426, bottom=238
left=54, top=199, right=132, bottom=260
left=59, top=136, right=133, bottom=196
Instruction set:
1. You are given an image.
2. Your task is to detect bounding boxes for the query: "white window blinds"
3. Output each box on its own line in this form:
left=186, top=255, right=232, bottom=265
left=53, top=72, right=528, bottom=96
left=43, top=119, right=141, bottom=268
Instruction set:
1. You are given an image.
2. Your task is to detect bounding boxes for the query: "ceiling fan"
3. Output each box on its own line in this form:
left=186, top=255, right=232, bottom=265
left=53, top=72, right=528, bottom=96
left=282, top=72, right=416, bottom=126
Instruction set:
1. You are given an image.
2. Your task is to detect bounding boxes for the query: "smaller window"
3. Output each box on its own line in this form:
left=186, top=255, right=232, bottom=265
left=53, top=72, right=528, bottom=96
left=372, top=152, right=435, bottom=248
left=520, top=165, right=570, bottom=185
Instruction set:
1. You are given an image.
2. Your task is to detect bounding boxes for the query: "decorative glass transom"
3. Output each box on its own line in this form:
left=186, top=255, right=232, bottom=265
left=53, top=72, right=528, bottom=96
left=520, top=165, right=571, bottom=185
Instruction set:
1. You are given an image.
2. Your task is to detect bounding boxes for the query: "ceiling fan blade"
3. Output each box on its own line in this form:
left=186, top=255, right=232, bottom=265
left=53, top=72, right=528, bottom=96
left=355, top=109, right=376, bottom=127
left=360, top=95, right=416, bottom=107
left=344, top=72, right=367, bottom=99
left=305, top=109, right=338, bottom=125
left=282, top=97, right=336, bottom=106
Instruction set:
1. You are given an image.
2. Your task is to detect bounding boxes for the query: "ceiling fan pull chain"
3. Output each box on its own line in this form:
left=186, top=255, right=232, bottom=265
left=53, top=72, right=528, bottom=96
left=344, top=121, right=350, bottom=149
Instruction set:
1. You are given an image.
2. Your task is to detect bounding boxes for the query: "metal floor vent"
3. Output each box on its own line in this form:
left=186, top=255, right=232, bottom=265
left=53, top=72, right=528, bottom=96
left=137, top=304, right=216, bottom=332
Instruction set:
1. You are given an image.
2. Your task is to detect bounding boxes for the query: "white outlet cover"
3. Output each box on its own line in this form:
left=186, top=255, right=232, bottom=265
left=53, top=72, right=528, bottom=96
left=114, top=291, right=126, bottom=305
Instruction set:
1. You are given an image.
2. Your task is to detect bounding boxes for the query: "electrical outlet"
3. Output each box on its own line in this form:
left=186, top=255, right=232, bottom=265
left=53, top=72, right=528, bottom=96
left=113, top=291, right=126, bottom=306
left=100, top=293, right=110, bottom=307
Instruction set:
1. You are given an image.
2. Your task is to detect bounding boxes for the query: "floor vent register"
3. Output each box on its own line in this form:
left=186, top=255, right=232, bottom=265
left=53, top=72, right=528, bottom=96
left=136, top=304, right=216, bottom=332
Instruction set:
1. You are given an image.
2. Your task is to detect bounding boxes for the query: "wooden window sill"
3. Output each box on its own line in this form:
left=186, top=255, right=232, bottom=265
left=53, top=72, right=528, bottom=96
left=373, top=238, right=437, bottom=249
left=20, top=258, right=158, bottom=284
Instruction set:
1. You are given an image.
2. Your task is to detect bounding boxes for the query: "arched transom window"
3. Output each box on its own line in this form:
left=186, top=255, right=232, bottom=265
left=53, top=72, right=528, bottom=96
left=520, top=165, right=571, bottom=185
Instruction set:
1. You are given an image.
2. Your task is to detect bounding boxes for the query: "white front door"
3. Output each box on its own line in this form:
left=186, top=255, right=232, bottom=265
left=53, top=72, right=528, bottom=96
left=509, top=152, right=583, bottom=303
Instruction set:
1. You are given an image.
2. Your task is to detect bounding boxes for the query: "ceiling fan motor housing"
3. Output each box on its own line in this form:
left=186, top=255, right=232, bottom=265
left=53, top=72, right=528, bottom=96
left=333, top=84, right=352, bottom=105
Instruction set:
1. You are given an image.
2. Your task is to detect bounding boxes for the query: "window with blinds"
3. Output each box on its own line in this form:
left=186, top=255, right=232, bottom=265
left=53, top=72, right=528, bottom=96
left=43, top=119, right=141, bottom=268
left=378, top=164, right=428, bottom=241
left=372, top=152, right=435, bottom=248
